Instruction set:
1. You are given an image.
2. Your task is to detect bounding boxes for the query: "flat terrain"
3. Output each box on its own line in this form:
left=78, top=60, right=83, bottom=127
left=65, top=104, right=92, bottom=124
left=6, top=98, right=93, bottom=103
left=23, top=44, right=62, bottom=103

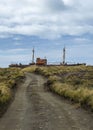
left=0, top=73, right=93, bottom=130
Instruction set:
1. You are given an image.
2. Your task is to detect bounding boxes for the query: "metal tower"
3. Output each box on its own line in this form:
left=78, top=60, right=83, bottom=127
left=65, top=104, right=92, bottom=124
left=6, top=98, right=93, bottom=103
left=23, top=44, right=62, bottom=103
left=63, top=47, right=66, bottom=64
left=32, top=48, right=35, bottom=63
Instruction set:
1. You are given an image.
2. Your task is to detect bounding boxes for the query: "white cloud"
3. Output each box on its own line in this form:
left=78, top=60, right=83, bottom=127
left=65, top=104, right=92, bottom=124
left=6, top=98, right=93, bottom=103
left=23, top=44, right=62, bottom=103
left=0, top=47, right=32, bottom=67
left=0, top=0, right=93, bottom=39
left=0, top=54, right=31, bottom=67
left=0, top=48, right=29, bottom=54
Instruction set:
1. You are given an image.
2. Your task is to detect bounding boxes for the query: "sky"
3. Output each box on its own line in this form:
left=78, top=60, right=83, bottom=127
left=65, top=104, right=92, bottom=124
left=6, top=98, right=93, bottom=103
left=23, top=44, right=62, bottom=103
left=0, top=0, right=93, bottom=67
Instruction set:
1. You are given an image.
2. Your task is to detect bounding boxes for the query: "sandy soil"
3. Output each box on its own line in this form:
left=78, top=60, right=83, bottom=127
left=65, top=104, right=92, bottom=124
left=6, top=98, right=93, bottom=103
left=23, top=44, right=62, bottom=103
left=0, top=73, right=93, bottom=130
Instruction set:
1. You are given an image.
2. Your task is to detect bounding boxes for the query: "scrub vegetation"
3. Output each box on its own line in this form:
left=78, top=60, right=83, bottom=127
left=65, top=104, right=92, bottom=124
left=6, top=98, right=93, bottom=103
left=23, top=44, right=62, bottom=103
left=0, top=67, right=24, bottom=116
left=23, top=65, right=93, bottom=111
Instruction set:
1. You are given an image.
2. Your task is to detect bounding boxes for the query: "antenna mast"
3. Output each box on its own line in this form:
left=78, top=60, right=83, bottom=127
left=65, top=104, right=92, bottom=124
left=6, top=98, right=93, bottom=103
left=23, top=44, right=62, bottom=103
left=63, top=47, right=66, bottom=64
left=32, top=48, right=35, bottom=63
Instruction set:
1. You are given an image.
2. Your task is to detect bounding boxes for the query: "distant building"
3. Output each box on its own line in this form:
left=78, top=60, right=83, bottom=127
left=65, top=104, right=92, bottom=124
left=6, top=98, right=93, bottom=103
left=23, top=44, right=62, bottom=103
left=36, top=58, right=47, bottom=65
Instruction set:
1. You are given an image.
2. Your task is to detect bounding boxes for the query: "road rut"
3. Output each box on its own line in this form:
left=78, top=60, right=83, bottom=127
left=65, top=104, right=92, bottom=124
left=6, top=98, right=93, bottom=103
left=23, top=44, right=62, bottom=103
left=0, top=73, right=93, bottom=130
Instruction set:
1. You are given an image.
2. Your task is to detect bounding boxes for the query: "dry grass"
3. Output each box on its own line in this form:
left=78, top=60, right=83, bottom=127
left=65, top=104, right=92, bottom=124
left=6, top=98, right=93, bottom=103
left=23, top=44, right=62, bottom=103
left=24, top=65, right=93, bottom=111
left=0, top=83, right=11, bottom=104
left=22, top=65, right=37, bottom=73
left=0, top=67, right=24, bottom=110
left=51, top=81, right=93, bottom=109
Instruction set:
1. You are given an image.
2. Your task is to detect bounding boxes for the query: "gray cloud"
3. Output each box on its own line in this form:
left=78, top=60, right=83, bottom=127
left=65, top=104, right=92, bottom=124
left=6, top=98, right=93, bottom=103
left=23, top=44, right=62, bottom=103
left=0, top=0, right=93, bottom=39
left=43, top=0, right=67, bottom=13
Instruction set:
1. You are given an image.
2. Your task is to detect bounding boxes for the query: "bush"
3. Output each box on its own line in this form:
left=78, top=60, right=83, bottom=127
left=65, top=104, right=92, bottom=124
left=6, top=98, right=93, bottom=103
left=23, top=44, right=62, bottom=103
left=0, top=67, right=25, bottom=115
left=22, top=65, right=93, bottom=111
left=0, top=83, right=11, bottom=104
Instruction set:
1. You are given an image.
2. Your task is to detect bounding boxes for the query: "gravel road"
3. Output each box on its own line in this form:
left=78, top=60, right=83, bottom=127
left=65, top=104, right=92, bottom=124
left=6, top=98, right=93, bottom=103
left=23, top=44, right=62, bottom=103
left=0, top=73, right=93, bottom=130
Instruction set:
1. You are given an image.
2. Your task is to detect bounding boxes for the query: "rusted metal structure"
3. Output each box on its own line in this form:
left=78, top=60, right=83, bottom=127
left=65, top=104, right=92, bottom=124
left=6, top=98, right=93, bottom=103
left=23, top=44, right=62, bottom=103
left=9, top=64, right=29, bottom=68
left=36, top=58, right=47, bottom=65
left=9, top=47, right=86, bottom=67
left=9, top=63, right=35, bottom=68
left=9, top=64, right=20, bottom=68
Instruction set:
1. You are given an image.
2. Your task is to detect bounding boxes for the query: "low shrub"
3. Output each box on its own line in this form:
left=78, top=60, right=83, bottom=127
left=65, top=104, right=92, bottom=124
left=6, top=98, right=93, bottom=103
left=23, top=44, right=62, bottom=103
left=0, top=83, right=11, bottom=104
left=35, top=65, right=93, bottom=111
left=22, top=65, right=37, bottom=73
left=23, top=65, right=93, bottom=111
left=0, top=67, right=25, bottom=116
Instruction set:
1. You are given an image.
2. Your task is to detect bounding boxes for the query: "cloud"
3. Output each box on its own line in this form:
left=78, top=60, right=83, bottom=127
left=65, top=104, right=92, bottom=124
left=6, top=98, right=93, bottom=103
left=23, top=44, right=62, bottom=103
left=0, top=48, right=29, bottom=54
left=42, top=0, right=66, bottom=13
left=0, top=47, right=32, bottom=67
left=0, top=0, right=93, bottom=39
left=0, top=54, right=31, bottom=67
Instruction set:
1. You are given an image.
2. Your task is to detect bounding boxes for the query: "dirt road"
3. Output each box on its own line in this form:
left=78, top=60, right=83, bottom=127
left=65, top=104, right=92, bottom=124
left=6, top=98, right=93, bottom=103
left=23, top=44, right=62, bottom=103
left=0, top=73, right=93, bottom=130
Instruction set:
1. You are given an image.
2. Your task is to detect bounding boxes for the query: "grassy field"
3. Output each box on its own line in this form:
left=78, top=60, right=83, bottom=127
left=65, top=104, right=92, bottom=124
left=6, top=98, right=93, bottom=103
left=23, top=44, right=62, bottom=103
left=0, top=67, right=24, bottom=116
left=23, top=65, right=93, bottom=111
left=1, top=65, right=93, bottom=114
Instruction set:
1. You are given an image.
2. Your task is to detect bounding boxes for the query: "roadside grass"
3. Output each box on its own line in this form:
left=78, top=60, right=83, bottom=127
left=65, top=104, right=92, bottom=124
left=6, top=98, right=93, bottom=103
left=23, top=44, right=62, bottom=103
left=0, top=67, right=24, bottom=116
left=22, top=65, right=37, bottom=73
left=24, top=65, right=93, bottom=111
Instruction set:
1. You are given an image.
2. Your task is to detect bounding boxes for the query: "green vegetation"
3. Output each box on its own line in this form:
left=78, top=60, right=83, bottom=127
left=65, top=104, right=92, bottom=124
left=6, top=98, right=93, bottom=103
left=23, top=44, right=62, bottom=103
left=24, top=65, right=93, bottom=111
left=1, top=65, right=93, bottom=113
left=0, top=67, right=24, bottom=116
left=22, top=66, right=37, bottom=73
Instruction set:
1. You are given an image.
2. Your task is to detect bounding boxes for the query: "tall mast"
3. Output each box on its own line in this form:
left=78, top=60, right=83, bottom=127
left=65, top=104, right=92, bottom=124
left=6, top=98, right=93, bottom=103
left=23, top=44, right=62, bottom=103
left=63, top=47, right=66, bottom=64
left=32, top=48, right=35, bottom=63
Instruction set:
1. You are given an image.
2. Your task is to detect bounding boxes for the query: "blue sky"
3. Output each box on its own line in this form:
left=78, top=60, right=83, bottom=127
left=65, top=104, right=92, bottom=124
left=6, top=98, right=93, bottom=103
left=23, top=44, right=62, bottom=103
left=0, top=0, right=93, bottom=67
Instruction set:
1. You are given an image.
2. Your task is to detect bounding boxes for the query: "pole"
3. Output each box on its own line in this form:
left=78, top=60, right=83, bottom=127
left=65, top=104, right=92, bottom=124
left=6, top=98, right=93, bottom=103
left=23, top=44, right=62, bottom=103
left=32, top=48, right=35, bottom=63
left=63, top=47, right=65, bottom=64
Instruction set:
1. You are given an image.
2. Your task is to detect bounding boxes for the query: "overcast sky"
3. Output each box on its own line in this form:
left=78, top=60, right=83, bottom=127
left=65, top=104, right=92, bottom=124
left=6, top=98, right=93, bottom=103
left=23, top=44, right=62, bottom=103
left=0, top=0, right=93, bottom=67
